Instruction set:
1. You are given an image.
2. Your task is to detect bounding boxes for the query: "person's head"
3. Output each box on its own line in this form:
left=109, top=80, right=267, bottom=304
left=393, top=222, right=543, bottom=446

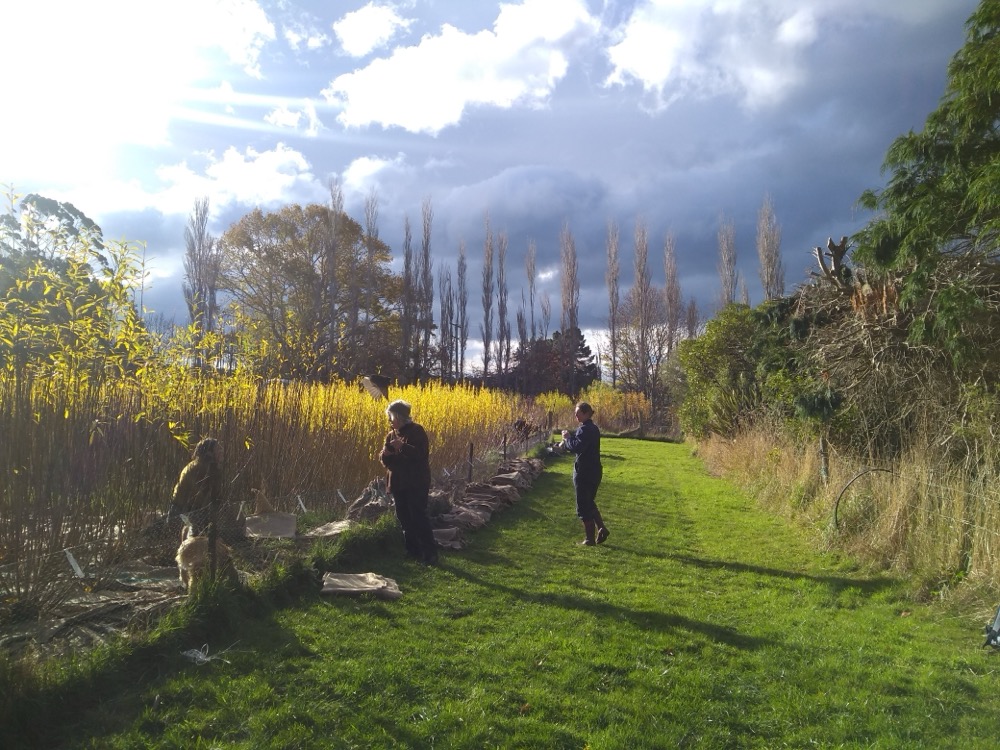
left=574, top=402, right=594, bottom=422
left=386, top=399, right=412, bottom=429
left=193, top=437, right=221, bottom=463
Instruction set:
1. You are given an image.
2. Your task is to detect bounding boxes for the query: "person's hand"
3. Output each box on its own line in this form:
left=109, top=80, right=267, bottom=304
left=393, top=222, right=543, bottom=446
left=561, top=430, right=569, bottom=439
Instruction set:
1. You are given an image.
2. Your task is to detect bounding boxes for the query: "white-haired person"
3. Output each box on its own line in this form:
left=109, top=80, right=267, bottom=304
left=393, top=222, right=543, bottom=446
left=379, top=399, right=439, bottom=565
left=561, top=402, right=610, bottom=546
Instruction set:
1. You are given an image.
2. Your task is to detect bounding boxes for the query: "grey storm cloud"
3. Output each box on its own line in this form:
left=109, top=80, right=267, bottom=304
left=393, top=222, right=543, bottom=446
left=2, top=0, right=983, bottom=334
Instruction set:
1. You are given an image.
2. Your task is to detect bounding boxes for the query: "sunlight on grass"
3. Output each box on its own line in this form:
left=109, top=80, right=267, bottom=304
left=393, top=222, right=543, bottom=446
left=6, top=439, right=1000, bottom=748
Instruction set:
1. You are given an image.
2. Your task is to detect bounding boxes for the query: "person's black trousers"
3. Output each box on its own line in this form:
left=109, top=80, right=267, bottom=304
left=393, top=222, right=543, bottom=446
left=392, top=486, right=438, bottom=562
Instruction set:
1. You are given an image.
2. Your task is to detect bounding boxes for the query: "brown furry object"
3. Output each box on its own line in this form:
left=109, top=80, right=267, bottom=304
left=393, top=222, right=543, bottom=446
left=251, top=488, right=275, bottom=514
left=175, top=521, right=233, bottom=591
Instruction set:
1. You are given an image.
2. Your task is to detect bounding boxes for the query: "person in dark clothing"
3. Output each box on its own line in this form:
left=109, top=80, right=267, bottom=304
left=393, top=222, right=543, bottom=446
left=379, top=399, right=439, bottom=565
left=561, top=402, right=609, bottom=546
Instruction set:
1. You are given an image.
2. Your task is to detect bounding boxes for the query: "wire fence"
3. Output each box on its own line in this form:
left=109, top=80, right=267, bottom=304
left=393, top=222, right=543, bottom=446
left=833, top=463, right=1000, bottom=538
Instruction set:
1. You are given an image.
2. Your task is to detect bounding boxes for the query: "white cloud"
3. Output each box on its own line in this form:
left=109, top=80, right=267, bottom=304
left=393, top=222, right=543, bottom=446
left=261, top=100, right=324, bottom=135
left=69, top=144, right=323, bottom=219
left=301, top=101, right=325, bottom=137
left=777, top=10, right=818, bottom=46
left=537, top=267, right=559, bottom=283
left=195, top=144, right=319, bottom=208
left=217, top=81, right=238, bottom=114
left=265, top=107, right=303, bottom=129
left=603, top=0, right=954, bottom=111
left=284, top=22, right=331, bottom=51
left=605, top=6, right=694, bottom=94
left=333, top=2, right=412, bottom=57
left=324, top=0, right=598, bottom=134
left=197, top=0, right=277, bottom=79
left=341, top=154, right=410, bottom=194
left=0, top=0, right=276, bottom=187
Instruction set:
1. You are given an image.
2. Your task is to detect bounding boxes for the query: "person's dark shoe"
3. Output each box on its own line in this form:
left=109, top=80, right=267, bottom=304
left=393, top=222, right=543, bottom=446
left=578, top=538, right=595, bottom=546
left=596, top=527, right=610, bottom=544
left=422, top=554, right=440, bottom=566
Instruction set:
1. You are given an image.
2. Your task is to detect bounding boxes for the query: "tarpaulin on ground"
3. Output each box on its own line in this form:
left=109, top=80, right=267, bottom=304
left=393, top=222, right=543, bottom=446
left=245, top=512, right=297, bottom=539
left=321, top=572, right=402, bottom=599
left=302, top=520, right=354, bottom=539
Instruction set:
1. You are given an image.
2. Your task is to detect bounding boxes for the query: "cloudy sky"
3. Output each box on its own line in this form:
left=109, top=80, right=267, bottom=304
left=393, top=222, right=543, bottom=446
left=0, top=0, right=980, bottom=336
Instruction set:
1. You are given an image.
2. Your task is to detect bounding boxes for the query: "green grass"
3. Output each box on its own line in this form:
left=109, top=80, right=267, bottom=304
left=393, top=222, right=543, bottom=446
left=11, top=438, right=1000, bottom=749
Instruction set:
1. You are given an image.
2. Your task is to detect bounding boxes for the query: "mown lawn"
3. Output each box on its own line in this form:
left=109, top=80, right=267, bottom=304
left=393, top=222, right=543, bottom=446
left=27, top=439, right=1000, bottom=748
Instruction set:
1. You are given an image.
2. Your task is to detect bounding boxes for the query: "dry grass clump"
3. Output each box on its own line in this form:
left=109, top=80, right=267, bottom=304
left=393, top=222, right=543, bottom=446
left=696, top=429, right=826, bottom=520
left=696, top=427, right=1000, bottom=603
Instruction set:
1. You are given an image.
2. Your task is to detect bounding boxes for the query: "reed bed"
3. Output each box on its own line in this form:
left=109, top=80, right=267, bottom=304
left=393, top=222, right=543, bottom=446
left=0, top=371, right=548, bottom=622
left=0, top=353, right=650, bottom=633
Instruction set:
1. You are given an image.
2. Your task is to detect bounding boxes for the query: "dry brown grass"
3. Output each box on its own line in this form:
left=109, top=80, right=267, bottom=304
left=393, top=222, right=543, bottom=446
left=696, top=427, right=1000, bottom=604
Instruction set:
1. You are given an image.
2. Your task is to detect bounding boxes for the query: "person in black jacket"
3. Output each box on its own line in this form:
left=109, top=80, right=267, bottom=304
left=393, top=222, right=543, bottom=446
left=561, top=402, right=609, bottom=546
left=379, top=400, right=439, bottom=565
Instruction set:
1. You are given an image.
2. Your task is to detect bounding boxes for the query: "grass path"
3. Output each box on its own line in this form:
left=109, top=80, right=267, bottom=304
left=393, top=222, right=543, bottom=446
left=46, top=439, right=1000, bottom=748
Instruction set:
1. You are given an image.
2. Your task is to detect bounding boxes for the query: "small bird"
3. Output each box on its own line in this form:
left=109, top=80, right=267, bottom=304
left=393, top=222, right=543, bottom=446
left=362, top=374, right=391, bottom=401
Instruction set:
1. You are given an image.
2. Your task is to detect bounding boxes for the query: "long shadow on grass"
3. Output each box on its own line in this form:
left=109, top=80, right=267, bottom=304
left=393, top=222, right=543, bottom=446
left=668, top=553, right=898, bottom=596
left=19, top=594, right=317, bottom=750
left=442, top=562, right=771, bottom=651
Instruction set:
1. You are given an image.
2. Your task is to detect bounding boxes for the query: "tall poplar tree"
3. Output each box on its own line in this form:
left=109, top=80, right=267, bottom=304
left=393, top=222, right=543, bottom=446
left=480, top=216, right=495, bottom=378
left=663, top=231, right=682, bottom=353
left=456, top=240, right=469, bottom=379
left=363, top=187, right=380, bottom=353
left=756, top=193, right=785, bottom=300
left=438, top=264, right=455, bottom=380
left=400, top=215, right=416, bottom=377
left=717, top=214, right=738, bottom=308
left=525, top=239, right=537, bottom=341
left=418, top=197, right=435, bottom=379
left=559, top=222, right=580, bottom=395
left=496, top=231, right=511, bottom=379
left=323, top=181, right=344, bottom=375
left=606, top=219, right=621, bottom=386
left=182, top=196, right=222, bottom=335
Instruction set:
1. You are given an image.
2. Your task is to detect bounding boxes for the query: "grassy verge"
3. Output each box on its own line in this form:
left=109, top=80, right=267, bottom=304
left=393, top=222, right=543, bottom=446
left=11, top=439, right=1000, bottom=748
left=696, top=428, right=1000, bottom=605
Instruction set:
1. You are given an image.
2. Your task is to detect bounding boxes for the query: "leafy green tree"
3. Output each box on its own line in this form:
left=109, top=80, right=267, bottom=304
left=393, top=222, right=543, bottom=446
left=509, top=326, right=598, bottom=397
left=509, top=335, right=559, bottom=396
left=0, top=191, right=151, bottom=383
left=1, top=190, right=105, bottom=261
left=855, top=0, right=1000, bottom=372
left=218, top=203, right=397, bottom=381
left=557, top=326, right=600, bottom=395
left=418, top=198, right=435, bottom=381
left=677, top=301, right=817, bottom=438
left=456, top=240, right=469, bottom=379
